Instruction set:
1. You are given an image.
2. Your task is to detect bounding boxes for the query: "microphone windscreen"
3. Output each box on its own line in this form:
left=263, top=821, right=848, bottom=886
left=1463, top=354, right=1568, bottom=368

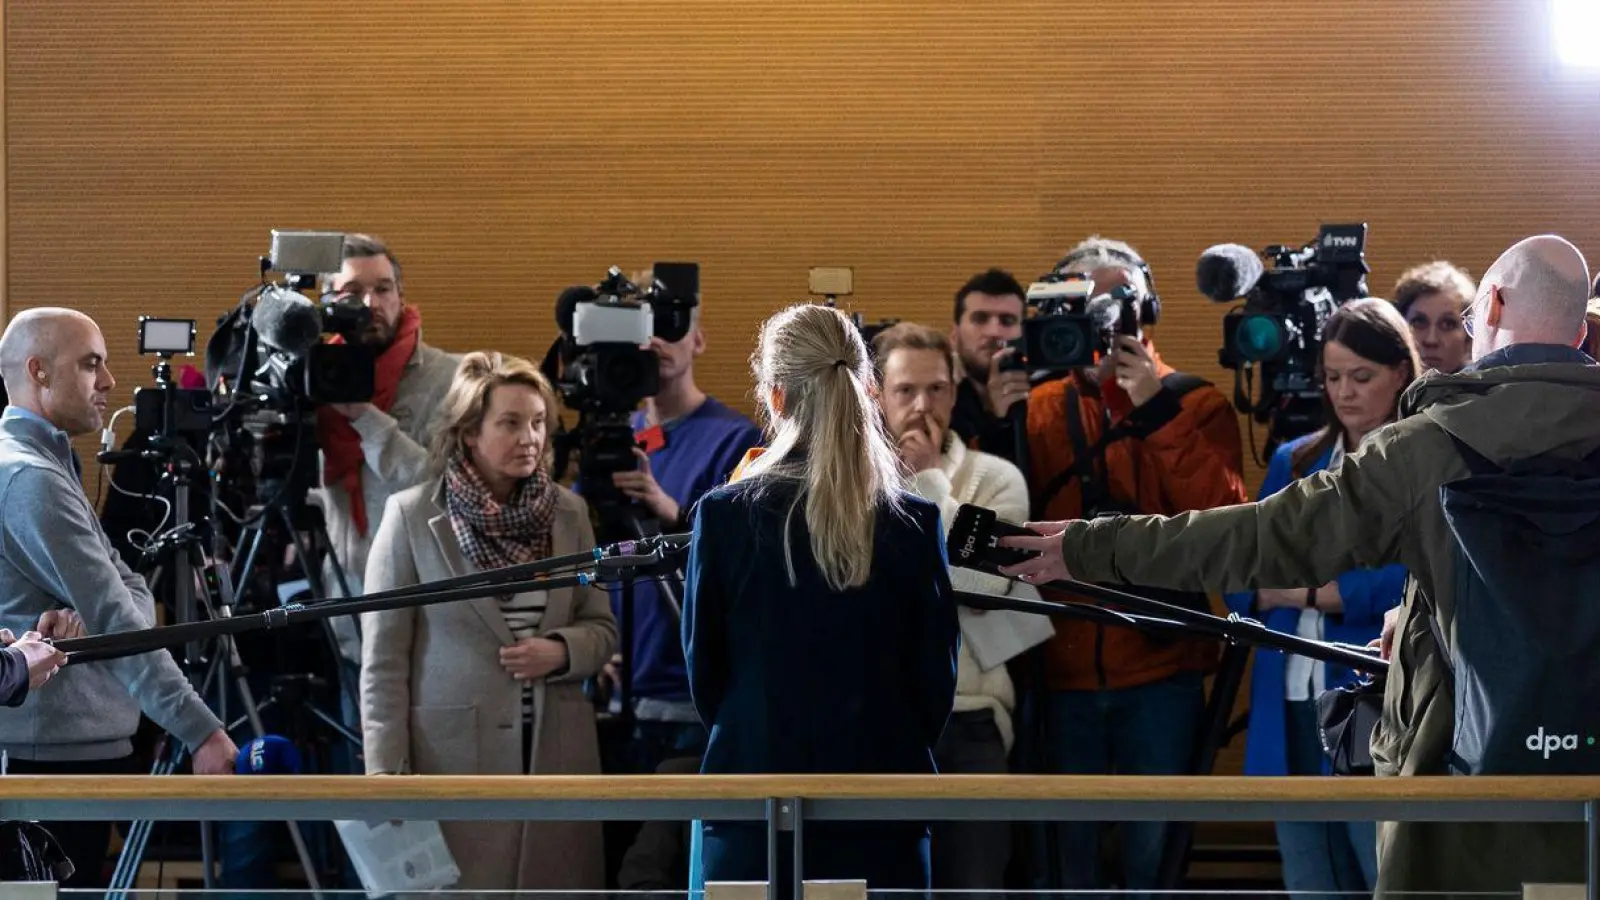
left=251, top=286, right=323, bottom=354
left=1084, top=292, right=1123, bottom=331
left=555, top=285, right=597, bottom=337
left=235, top=735, right=302, bottom=775
left=1196, top=244, right=1265, bottom=303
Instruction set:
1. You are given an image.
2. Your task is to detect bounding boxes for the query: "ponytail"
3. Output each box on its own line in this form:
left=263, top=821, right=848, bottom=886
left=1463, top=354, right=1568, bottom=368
left=744, top=305, right=906, bottom=591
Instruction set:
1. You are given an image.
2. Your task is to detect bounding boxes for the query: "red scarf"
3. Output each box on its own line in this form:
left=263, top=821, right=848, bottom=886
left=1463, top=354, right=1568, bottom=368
left=316, top=305, right=423, bottom=537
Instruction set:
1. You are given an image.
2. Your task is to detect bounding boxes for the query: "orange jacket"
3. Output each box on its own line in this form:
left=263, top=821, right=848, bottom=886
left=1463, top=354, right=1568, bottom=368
left=1024, top=344, right=1248, bottom=692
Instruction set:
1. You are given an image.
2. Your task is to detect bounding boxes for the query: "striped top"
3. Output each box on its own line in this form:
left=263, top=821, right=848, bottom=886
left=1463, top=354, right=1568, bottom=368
left=501, top=590, right=548, bottom=716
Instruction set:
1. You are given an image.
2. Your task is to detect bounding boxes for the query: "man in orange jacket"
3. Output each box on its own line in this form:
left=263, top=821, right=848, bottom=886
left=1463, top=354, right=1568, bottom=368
left=1024, top=236, right=1248, bottom=892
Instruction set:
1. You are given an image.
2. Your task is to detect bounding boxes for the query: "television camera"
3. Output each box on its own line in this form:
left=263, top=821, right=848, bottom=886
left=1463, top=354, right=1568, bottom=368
left=1003, top=273, right=1141, bottom=375
left=204, top=230, right=378, bottom=517
left=1196, top=223, right=1370, bottom=456
left=543, top=262, right=699, bottom=514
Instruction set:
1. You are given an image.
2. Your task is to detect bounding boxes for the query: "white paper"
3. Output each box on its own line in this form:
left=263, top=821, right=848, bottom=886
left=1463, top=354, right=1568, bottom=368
left=0, top=884, right=58, bottom=899
left=334, top=819, right=460, bottom=899
left=957, top=588, right=1057, bottom=672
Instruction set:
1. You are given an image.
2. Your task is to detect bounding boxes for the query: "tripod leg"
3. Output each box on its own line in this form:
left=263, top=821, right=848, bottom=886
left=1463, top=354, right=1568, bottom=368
left=1156, top=642, right=1252, bottom=891
left=278, top=509, right=364, bottom=729
left=195, top=535, right=329, bottom=900
left=305, top=703, right=364, bottom=750
left=229, top=524, right=268, bottom=610
left=107, top=742, right=186, bottom=900
left=218, top=629, right=326, bottom=898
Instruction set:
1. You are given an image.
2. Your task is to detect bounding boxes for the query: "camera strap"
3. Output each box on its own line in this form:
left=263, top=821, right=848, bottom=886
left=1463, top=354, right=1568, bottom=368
left=1062, top=383, right=1113, bottom=517
left=1036, top=373, right=1210, bottom=518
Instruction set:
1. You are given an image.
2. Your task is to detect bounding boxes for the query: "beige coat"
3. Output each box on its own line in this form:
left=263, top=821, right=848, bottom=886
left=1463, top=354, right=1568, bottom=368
left=360, top=477, right=618, bottom=894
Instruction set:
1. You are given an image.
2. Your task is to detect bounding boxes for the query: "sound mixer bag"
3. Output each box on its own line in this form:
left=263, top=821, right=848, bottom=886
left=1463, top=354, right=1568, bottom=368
left=1316, top=675, right=1384, bottom=776
left=1433, top=435, right=1600, bottom=775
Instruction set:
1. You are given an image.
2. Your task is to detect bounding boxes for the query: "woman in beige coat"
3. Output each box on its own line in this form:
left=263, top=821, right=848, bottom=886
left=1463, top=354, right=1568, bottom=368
left=360, top=351, right=618, bottom=894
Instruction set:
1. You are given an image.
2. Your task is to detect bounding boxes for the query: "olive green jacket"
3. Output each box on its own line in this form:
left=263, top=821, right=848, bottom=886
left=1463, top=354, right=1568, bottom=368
left=1059, top=352, right=1600, bottom=896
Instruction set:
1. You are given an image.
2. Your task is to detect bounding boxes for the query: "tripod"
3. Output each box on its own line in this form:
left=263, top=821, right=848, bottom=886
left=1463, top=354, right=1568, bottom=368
left=594, top=494, right=687, bottom=730
left=228, top=492, right=361, bottom=722
left=105, top=453, right=328, bottom=900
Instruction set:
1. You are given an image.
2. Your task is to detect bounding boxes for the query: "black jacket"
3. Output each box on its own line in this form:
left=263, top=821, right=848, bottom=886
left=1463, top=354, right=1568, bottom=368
left=683, top=476, right=959, bottom=892
left=0, top=647, right=30, bottom=708
left=951, top=378, right=1030, bottom=480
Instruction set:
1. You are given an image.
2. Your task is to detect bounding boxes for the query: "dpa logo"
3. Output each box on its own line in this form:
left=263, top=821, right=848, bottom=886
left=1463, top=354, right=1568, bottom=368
left=1526, top=727, right=1594, bottom=759
left=959, top=533, right=979, bottom=561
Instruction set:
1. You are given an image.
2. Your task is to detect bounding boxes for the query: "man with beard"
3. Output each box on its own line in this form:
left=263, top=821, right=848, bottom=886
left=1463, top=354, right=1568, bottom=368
left=220, top=234, right=460, bottom=893
left=315, top=233, right=463, bottom=604
left=947, top=268, right=1032, bottom=474
left=872, top=322, right=1043, bottom=897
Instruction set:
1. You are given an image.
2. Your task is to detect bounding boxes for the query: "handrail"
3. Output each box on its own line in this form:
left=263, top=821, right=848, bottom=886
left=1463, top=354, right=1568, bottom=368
left=0, top=775, right=1593, bottom=900
left=0, top=773, right=1596, bottom=800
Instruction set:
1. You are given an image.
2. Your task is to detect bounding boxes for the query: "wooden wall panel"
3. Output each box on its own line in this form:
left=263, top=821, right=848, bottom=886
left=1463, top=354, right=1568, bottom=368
left=9, top=1, right=1600, bottom=461
left=7, top=0, right=1600, bottom=794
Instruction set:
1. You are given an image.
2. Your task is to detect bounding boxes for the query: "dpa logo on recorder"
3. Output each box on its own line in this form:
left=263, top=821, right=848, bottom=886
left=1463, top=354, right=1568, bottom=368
left=1526, top=726, right=1598, bottom=759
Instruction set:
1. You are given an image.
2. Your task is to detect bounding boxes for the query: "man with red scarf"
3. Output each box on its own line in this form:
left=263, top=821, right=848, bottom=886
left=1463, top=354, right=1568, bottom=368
left=314, top=233, right=462, bottom=612
left=220, top=234, right=461, bottom=893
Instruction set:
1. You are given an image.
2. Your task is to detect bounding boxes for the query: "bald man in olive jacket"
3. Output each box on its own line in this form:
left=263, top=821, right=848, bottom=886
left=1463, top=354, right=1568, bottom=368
left=999, top=234, right=1599, bottom=897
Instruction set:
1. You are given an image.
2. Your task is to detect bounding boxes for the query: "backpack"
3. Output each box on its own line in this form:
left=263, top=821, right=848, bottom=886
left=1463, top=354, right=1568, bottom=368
left=1434, top=434, right=1600, bottom=775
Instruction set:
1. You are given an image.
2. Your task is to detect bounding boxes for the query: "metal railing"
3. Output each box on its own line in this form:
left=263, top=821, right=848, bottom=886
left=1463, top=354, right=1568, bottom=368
left=0, top=775, right=1594, bottom=899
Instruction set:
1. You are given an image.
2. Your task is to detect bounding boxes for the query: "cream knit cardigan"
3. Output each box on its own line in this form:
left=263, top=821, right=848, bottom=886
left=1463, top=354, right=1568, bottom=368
left=908, top=438, right=1039, bottom=753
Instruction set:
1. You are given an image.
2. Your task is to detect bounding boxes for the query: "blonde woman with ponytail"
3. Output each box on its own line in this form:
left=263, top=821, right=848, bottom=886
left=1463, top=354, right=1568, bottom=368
left=682, top=304, right=960, bottom=895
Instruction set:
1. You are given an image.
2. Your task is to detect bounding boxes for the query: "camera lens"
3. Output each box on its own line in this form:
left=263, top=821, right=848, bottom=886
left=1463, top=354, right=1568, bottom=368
left=1234, top=313, right=1287, bottom=361
left=603, top=353, right=646, bottom=393
left=1038, top=320, right=1088, bottom=367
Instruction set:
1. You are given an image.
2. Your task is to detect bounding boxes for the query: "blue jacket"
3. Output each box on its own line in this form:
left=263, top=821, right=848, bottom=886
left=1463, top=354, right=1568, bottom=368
left=683, top=477, right=958, bottom=889
left=1223, top=433, right=1407, bottom=777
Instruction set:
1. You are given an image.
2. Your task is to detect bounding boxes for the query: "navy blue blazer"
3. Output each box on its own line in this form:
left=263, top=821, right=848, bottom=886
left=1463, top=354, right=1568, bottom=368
left=682, top=478, right=960, bottom=778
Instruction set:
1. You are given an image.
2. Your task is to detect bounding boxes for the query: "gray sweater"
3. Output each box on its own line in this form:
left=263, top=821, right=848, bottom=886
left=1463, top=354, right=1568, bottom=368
left=0, top=409, right=221, bottom=760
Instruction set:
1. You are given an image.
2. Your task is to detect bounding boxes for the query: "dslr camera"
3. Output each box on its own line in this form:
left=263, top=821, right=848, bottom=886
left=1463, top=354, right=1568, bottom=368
left=1003, top=273, right=1141, bottom=375
left=1197, top=222, right=1370, bottom=451
left=544, top=262, right=699, bottom=512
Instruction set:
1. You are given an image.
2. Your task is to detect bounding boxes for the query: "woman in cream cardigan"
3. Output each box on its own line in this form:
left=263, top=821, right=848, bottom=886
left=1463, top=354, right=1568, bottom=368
left=360, top=351, right=618, bottom=893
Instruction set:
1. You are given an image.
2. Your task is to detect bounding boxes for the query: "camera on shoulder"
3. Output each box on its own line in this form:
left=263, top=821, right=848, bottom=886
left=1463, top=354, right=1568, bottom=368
left=1001, top=273, right=1141, bottom=376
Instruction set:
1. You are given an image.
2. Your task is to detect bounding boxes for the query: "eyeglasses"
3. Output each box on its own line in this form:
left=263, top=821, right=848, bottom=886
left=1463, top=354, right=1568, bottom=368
left=1461, top=293, right=1492, bottom=338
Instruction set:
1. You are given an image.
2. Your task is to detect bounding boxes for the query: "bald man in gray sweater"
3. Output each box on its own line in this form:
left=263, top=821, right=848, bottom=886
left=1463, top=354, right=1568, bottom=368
left=0, top=307, right=235, bottom=889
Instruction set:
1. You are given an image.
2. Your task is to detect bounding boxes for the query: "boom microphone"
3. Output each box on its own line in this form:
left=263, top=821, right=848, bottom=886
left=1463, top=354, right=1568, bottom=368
left=251, top=285, right=322, bottom=354
left=1196, top=243, right=1265, bottom=303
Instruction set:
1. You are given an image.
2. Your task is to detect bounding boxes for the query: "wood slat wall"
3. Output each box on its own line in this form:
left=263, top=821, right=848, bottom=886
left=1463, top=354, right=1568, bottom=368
left=10, top=2, right=1599, bottom=460
left=6, top=2, right=1600, bottom=797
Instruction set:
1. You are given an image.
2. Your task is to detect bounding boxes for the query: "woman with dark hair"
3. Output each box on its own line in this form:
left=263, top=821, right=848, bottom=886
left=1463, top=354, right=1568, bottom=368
left=1393, top=260, right=1474, bottom=374
left=1224, top=298, right=1421, bottom=897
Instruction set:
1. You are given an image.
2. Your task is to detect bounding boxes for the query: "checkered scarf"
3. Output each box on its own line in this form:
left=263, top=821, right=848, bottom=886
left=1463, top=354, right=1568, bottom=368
left=443, top=450, right=557, bottom=577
